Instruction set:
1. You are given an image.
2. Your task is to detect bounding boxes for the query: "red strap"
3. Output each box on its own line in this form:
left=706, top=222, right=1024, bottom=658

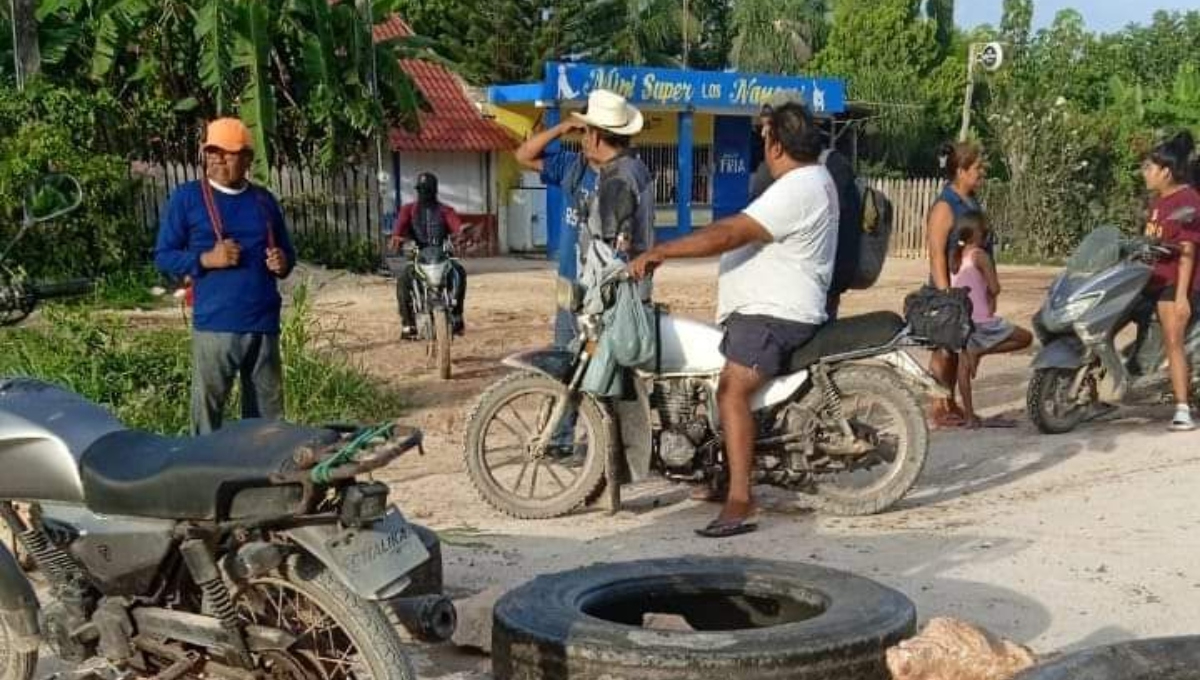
left=200, top=179, right=277, bottom=250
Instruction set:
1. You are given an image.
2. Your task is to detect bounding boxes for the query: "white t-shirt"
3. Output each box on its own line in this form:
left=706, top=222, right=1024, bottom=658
left=717, top=164, right=839, bottom=325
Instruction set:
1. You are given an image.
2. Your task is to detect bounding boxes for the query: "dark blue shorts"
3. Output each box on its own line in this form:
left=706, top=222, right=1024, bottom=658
left=719, top=313, right=819, bottom=378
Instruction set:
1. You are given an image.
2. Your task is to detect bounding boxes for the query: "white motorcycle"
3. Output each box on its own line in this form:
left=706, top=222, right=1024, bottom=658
left=463, top=271, right=947, bottom=520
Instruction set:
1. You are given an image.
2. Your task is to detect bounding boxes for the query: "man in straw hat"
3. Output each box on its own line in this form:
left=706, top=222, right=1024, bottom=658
left=154, top=117, right=296, bottom=435
left=516, top=88, right=656, bottom=473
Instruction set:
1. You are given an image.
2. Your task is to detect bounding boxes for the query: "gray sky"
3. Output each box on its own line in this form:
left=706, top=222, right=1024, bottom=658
left=956, top=1, right=1200, bottom=32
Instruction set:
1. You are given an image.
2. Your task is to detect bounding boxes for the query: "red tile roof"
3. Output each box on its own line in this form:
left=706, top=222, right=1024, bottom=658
left=375, top=17, right=516, bottom=152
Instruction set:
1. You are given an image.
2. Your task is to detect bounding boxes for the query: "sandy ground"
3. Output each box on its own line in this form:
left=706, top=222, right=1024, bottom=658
left=17, top=255, right=1200, bottom=679
left=280, top=254, right=1200, bottom=677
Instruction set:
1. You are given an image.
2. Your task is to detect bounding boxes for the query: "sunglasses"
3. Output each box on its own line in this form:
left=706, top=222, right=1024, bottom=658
left=204, top=148, right=251, bottom=161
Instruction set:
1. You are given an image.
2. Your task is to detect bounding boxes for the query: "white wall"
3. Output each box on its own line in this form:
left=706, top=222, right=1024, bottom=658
left=394, top=151, right=488, bottom=214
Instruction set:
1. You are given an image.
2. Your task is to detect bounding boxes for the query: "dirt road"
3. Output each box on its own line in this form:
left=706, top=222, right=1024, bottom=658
left=296, top=256, right=1200, bottom=677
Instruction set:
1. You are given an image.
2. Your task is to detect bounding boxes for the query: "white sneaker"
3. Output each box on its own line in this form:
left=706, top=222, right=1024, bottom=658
left=1170, top=405, right=1195, bottom=432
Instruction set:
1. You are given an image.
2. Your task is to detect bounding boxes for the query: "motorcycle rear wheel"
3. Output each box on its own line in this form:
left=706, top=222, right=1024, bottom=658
left=803, top=365, right=929, bottom=517
left=232, top=555, right=415, bottom=680
left=0, top=609, right=35, bottom=680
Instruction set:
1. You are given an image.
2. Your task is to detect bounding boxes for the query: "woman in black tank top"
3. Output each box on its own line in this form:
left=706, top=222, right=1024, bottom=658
left=925, top=141, right=987, bottom=428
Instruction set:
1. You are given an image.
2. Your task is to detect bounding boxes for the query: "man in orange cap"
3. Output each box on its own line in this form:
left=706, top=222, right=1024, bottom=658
left=154, top=117, right=297, bottom=434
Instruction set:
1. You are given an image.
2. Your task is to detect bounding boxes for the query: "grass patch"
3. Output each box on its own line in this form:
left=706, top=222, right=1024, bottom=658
left=87, top=265, right=173, bottom=310
left=0, top=283, right=404, bottom=434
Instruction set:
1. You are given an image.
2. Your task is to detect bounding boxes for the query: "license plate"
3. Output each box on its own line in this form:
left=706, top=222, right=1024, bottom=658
left=323, top=507, right=430, bottom=600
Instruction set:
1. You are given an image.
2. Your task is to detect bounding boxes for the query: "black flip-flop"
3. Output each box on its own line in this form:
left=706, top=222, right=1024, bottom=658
left=695, top=518, right=758, bottom=538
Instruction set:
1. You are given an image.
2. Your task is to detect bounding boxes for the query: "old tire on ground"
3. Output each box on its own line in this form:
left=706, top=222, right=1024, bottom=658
left=492, top=556, right=916, bottom=680
left=1014, top=636, right=1200, bottom=679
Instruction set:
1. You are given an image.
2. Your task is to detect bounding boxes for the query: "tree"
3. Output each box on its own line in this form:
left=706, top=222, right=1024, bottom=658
left=729, top=0, right=828, bottom=74
left=813, top=0, right=951, bottom=169
left=10, top=0, right=40, bottom=86
left=1, top=0, right=435, bottom=176
left=576, top=0, right=700, bottom=67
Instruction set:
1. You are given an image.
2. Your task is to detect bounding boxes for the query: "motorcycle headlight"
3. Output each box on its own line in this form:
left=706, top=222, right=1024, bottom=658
left=1051, top=291, right=1103, bottom=325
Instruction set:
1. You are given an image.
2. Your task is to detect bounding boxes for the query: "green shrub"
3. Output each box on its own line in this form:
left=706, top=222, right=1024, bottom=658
left=0, top=284, right=404, bottom=434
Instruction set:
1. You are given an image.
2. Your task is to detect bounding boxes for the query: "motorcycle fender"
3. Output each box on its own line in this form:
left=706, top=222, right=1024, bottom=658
left=878, top=351, right=950, bottom=398
left=285, top=507, right=430, bottom=602
left=1032, top=337, right=1085, bottom=370
left=0, top=542, right=40, bottom=652
left=501, top=348, right=576, bottom=382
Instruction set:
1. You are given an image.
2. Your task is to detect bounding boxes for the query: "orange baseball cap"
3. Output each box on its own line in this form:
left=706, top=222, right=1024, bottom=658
left=203, top=118, right=253, bottom=153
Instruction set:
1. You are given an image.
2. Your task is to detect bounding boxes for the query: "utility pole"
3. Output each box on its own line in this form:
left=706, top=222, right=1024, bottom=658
left=682, top=0, right=690, bottom=68
left=9, top=0, right=40, bottom=89
left=959, top=42, right=1005, bottom=141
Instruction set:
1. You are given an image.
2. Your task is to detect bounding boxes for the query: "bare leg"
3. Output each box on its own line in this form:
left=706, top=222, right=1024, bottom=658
left=715, top=361, right=766, bottom=525
left=957, top=350, right=979, bottom=428
left=1158, top=300, right=1191, bottom=406
left=929, top=349, right=962, bottom=423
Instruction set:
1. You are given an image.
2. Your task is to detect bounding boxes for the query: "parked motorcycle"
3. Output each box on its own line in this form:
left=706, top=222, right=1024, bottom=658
left=405, top=243, right=462, bottom=380
left=0, top=175, right=454, bottom=680
left=1027, top=225, right=1195, bottom=433
left=462, top=271, right=948, bottom=520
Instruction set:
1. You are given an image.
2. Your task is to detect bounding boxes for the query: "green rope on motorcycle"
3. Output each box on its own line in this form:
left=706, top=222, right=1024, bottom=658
left=310, top=422, right=394, bottom=484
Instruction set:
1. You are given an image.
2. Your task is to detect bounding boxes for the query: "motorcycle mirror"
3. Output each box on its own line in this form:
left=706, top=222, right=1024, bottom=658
left=0, top=174, right=84, bottom=270
left=23, top=174, right=83, bottom=226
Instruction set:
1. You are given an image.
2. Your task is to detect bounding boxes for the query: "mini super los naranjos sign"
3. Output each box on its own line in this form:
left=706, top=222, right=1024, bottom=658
left=545, top=62, right=847, bottom=114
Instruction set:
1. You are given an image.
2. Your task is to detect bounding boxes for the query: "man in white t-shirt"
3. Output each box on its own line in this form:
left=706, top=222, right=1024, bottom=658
left=629, top=102, right=839, bottom=538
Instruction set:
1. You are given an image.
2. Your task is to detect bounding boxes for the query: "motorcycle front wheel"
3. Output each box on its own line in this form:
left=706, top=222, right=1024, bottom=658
left=463, top=372, right=611, bottom=519
left=432, top=308, right=452, bottom=380
left=1027, top=367, right=1089, bottom=434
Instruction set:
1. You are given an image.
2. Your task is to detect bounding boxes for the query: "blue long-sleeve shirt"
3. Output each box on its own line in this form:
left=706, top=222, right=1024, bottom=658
left=154, top=181, right=296, bottom=334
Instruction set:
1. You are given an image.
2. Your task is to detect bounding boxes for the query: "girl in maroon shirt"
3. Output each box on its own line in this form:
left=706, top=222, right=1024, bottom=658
left=1141, top=131, right=1200, bottom=431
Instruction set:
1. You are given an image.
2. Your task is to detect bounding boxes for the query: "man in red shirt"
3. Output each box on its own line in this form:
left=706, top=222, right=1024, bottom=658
left=390, top=172, right=468, bottom=338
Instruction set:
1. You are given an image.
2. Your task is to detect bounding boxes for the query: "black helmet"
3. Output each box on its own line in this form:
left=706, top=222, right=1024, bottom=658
left=416, top=172, right=438, bottom=202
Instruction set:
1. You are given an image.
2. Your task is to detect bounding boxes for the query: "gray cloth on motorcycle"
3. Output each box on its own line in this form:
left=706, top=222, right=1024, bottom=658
left=579, top=240, right=657, bottom=398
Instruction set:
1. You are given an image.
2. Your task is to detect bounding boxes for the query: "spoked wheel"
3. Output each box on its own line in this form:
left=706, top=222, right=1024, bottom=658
left=234, top=556, right=415, bottom=680
left=463, top=372, right=612, bottom=519
left=802, top=365, right=929, bottom=517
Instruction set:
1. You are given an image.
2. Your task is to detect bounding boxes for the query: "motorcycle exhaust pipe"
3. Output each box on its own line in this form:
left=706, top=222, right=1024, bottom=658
left=389, top=594, right=457, bottom=643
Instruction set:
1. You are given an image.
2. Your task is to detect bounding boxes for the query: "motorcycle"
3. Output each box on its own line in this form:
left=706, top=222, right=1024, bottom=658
left=462, top=270, right=948, bottom=520
left=404, top=242, right=462, bottom=381
left=1027, top=225, right=1195, bottom=433
left=0, top=176, right=454, bottom=680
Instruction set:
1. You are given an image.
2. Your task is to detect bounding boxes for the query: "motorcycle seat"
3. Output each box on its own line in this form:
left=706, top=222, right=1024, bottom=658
left=789, top=312, right=907, bottom=371
left=79, top=420, right=338, bottom=521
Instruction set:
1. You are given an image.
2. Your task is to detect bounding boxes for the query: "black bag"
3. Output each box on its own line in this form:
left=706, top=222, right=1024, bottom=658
left=904, top=285, right=974, bottom=351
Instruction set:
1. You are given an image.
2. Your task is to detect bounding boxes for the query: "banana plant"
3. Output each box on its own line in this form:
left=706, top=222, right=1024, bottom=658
left=9, top=0, right=435, bottom=178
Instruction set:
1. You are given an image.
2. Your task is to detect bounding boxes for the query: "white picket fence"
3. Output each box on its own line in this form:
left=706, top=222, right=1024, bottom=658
left=865, top=176, right=942, bottom=259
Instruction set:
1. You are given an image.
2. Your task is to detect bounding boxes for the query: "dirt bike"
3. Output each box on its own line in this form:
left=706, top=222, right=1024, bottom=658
left=0, top=175, right=454, bottom=680
left=403, top=243, right=463, bottom=381
left=462, top=269, right=947, bottom=520
left=1028, top=225, right=1198, bottom=433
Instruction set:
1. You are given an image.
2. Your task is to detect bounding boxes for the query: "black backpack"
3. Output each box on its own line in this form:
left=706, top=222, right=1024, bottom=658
left=904, top=285, right=974, bottom=351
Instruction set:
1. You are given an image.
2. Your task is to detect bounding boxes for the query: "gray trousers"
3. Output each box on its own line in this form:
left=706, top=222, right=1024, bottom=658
left=191, top=331, right=284, bottom=435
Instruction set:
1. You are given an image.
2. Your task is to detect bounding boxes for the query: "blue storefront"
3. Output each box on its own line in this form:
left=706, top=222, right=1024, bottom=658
left=489, top=62, right=847, bottom=342
left=490, top=62, right=847, bottom=255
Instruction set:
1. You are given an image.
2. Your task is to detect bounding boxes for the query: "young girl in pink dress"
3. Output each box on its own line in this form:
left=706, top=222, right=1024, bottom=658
left=951, top=212, right=1033, bottom=428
